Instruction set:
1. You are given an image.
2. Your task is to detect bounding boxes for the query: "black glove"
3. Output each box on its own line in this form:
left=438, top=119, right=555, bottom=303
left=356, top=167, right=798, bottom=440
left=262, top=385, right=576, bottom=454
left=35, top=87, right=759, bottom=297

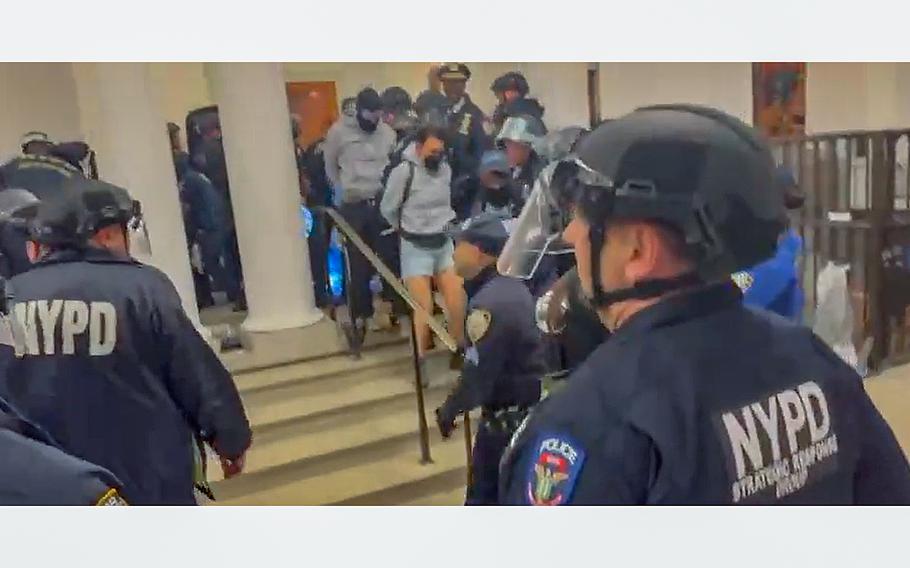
left=449, top=347, right=465, bottom=371
left=435, top=406, right=456, bottom=439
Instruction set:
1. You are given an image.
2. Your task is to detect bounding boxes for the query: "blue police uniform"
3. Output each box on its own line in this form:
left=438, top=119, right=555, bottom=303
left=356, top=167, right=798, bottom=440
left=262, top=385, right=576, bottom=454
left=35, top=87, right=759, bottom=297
left=445, top=95, right=490, bottom=181
left=1, top=247, right=252, bottom=505
left=437, top=213, right=545, bottom=504
left=499, top=282, right=910, bottom=505
left=734, top=229, right=804, bottom=321
left=0, top=399, right=127, bottom=505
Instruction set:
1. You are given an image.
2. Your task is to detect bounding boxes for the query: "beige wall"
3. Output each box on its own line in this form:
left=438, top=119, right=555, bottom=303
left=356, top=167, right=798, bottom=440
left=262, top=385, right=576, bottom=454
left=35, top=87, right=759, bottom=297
left=598, top=62, right=754, bottom=124
left=0, top=63, right=82, bottom=160
left=806, top=62, right=910, bottom=133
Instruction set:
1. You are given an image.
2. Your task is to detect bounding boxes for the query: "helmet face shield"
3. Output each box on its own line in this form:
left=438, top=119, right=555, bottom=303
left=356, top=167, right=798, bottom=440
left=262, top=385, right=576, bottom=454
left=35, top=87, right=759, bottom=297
left=497, top=173, right=574, bottom=279
left=126, top=200, right=152, bottom=260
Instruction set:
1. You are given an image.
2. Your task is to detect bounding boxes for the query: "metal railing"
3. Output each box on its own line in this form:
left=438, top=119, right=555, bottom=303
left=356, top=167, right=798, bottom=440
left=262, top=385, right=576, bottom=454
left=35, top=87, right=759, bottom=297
left=772, top=129, right=910, bottom=371
left=319, top=206, right=473, bottom=483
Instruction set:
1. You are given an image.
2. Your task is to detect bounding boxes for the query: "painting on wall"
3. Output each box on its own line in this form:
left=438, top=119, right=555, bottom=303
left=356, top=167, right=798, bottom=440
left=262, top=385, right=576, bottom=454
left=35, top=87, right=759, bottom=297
left=753, top=62, right=807, bottom=138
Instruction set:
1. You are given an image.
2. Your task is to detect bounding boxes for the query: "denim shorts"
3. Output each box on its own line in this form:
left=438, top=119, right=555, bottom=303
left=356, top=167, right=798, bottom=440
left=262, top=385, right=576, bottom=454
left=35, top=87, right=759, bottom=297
left=400, top=237, right=454, bottom=279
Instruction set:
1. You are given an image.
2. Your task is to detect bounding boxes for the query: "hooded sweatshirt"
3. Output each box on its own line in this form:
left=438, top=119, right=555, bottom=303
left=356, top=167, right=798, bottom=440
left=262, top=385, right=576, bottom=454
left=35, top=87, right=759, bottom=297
left=323, top=113, right=396, bottom=203
left=380, top=142, right=455, bottom=235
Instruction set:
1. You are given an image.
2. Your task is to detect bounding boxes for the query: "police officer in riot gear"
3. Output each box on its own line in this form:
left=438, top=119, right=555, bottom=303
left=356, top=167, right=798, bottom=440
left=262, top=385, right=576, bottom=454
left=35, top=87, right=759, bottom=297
left=490, top=72, right=546, bottom=136
left=19, top=131, right=55, bottom=157
left=438, top=63, right=490, bottom=181
left=498, top=104, right=910, bottom=505
left=436, top=213, right=544, bottom=505
left=0, top=178, right=252, bottom=505
left=497, top=115, right=547, bottom=201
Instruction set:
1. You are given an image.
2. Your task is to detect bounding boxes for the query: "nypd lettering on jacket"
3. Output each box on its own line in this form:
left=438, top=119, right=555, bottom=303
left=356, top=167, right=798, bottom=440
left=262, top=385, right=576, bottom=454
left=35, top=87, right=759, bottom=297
left=11, top=300, right=117, bottom=357
left=718, top=380, right=838, bottom=503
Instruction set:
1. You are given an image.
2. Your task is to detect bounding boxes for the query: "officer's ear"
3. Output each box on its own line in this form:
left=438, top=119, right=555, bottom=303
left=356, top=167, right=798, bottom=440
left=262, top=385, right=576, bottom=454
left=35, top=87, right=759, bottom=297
left=26, top=240, right=42, bottom=263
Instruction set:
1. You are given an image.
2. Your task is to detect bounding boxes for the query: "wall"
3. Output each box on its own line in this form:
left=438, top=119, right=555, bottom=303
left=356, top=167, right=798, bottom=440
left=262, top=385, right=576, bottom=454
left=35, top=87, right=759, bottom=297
left=280, top=62, right=589, bottom=129
left=806, top=62, right=910, bottom=133
left=598, top=62, right=754, bottom=124
left=0, top=63, right=83, bottom=160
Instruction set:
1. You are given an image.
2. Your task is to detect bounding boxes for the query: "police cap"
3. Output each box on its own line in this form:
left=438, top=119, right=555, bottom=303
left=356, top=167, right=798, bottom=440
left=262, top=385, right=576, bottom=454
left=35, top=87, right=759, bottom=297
left=438, top=63, right=471, bottom=82
left=450, top=212, right=511, bottom=257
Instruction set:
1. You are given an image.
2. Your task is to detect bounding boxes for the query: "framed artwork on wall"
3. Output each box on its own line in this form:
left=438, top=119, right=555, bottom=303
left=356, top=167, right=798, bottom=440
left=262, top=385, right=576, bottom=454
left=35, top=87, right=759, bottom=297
left=753, top=62, right=807, bottom=138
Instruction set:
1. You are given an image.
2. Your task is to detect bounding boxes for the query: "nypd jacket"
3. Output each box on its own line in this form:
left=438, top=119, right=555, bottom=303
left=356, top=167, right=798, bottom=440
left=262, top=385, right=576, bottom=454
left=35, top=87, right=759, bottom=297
left=0, top=400, right=126, bottom=505
left=499, top=282, right=910, bottom=505
left=445, top=95, right=491, bottom=181
left=1, top=248, right=252, bottom=505
left=323, top=114, right=396, bottom=204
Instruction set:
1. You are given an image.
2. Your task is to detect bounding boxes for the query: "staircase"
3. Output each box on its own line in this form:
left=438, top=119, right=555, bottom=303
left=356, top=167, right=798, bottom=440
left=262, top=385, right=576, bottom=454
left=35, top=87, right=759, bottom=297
left=206, top=339, right=471, bottom=506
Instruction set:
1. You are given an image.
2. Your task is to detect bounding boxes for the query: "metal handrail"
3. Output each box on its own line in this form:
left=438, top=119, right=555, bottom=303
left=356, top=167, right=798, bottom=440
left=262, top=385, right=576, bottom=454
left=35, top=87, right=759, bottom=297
left=319, top=206, right=472, bottom=475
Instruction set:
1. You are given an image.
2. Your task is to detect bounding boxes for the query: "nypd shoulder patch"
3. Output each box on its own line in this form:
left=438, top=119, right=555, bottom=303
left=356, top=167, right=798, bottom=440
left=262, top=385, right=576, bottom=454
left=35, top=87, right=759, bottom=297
left=526, top=433, right=586, bottom=506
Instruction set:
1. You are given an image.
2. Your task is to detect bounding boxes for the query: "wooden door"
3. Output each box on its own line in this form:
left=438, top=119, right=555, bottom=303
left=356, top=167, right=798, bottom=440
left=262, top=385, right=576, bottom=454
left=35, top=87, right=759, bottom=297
left=286, top=81, right=340, bottom=148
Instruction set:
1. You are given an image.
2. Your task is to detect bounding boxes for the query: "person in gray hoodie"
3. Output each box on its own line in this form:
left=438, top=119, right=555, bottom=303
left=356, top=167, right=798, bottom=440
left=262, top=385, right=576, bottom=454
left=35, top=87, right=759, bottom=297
left=323, top=88, right=397, bottom=332
left=380, top=125, right=465, bottom=356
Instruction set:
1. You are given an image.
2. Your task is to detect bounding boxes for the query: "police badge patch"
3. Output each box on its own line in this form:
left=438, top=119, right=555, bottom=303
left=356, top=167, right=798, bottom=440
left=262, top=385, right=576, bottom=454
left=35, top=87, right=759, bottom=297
left=95, top=487, right=128, bottom=506
left=526, top=433, right=586, bottom=506
left=466, top=309, right=492, bottom=344
left=731, top=271, right=755, bottom=293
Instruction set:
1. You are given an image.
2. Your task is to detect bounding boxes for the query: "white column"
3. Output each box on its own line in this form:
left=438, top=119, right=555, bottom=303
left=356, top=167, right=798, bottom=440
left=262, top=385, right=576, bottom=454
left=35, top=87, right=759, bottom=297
left=207, top=63, right=323, bottom=332
left=89, top=63, right=202, bottom=327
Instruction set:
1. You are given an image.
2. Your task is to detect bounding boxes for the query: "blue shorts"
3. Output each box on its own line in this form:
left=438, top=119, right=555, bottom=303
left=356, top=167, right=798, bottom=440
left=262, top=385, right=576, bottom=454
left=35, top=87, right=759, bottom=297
left=400, top=237, right=454, bottom=279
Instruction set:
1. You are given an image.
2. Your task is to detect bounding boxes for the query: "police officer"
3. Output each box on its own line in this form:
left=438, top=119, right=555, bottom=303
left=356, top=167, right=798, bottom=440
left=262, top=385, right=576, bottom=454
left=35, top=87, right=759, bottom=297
left=498, top=104, right=910, bottom=505
left=490, top=72, right=546, bottom=136
left=0, top=142, right=85, bottom=200
left=0, top=178, right=252, bottom=505
left=438, top=63, right=490, bottom=181
left=0, top=398, right=127, bottom=505
left=496, top=115, right=547, bottom=201
left=323, top=88, right=397, bottom=336
left=0, top=188, right=40, bottom=279
left=435, top=213, right=544, bottom=505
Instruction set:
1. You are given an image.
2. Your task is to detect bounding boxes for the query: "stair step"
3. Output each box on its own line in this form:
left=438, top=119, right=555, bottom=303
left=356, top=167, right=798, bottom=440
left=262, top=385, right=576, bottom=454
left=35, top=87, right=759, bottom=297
left=208, top=387, right=452, bottom=483
left=233, top=342, right=413, bottom=395
left=242, top=362, right=416, bottom=430
left=218, top=431, right=467, bottom=505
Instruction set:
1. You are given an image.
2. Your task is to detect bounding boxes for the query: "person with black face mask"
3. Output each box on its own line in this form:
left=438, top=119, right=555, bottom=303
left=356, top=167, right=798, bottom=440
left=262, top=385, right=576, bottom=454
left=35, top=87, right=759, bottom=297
left=452, top=149, right=525, bottom=222
left=323, top=88, right=397, bottom=337
left=380, top=124, right=464, bottom=361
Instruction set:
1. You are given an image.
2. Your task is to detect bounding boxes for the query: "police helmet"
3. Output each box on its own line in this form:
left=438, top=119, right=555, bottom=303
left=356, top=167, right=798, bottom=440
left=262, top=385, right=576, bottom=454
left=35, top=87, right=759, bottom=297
left=438, top=63, right=471, bottom=82
left=500, top=104, right=785, bottom=307
left=496, top=114, right=546, bottom=148
left=29, top=178, right=145, bottom=250
left=0, top=189, right=41, bottom=223
left=491, top=72, right=529, bottom=97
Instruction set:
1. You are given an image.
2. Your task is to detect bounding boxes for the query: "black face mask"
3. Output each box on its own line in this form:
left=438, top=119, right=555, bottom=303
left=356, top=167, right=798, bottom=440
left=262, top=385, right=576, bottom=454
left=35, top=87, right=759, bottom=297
left=485, top=185, right=511, bottom=207
left=424, top=153, right=443, bottom=172
left=357, top=115, right=379, bottom=133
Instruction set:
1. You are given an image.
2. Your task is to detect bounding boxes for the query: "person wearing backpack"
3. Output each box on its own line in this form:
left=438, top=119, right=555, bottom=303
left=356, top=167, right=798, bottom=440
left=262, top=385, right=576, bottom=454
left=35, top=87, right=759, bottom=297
left=380, top=124, right=465, bottom=359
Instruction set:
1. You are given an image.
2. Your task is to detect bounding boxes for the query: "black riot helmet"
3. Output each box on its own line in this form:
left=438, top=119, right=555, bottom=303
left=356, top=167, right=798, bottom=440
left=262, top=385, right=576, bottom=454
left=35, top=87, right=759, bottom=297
left=29, top=178, right=148, bottom=254
left=499, top=104, right=785, bottom=308
left=491, top=72, right=530, bottom=97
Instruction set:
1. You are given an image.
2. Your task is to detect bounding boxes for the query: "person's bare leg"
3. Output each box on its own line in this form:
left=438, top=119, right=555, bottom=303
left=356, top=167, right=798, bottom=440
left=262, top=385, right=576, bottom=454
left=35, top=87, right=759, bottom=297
left=434, top=268, right=466, bottom=348
left=405, top=275, right=434, bottom=356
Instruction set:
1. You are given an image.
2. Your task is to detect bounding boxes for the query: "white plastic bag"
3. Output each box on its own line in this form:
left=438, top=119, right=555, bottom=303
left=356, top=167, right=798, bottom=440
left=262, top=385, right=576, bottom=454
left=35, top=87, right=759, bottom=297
left=813, top=261, right=870, bottom=375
